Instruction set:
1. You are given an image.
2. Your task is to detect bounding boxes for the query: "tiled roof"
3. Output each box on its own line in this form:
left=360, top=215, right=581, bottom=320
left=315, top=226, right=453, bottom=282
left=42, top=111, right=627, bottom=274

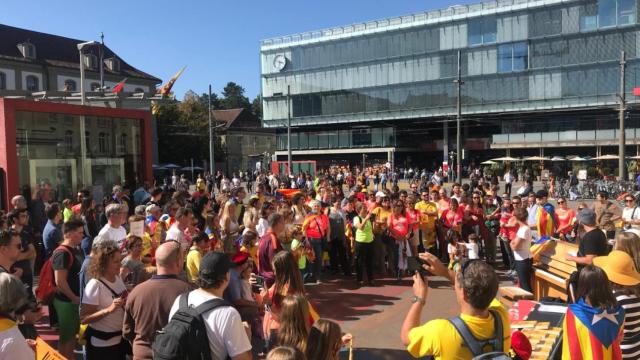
left=0, top=23, right=161, bottom=82
left=212, top=108, right=246, bottom=128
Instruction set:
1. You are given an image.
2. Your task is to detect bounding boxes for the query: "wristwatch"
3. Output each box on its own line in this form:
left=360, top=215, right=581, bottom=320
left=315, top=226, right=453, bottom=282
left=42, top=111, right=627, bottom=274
left=411, top=295, right=426, bottom=305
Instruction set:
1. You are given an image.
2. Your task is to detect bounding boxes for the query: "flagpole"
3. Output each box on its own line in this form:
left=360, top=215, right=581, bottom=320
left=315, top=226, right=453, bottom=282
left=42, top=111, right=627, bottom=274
left=209, top=84, right=215, bottom=179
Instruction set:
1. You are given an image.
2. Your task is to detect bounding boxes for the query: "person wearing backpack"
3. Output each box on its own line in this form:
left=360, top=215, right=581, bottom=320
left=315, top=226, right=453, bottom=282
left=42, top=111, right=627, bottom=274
left=51, top=218, right=85, bottom=360
left=164, top=251, right=252, bottom=360
left=401, top=254, right=511, bottom=359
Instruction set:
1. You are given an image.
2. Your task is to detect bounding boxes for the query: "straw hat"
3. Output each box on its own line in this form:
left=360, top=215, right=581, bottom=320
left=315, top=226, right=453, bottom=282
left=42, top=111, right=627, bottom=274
left=593, top=250, right=640, bottom=286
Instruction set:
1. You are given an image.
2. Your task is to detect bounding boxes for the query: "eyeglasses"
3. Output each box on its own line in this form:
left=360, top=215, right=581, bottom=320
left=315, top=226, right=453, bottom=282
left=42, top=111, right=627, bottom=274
left=512, top=201, right=521, bottom=205
left=626, top=199, right=635, bottom=203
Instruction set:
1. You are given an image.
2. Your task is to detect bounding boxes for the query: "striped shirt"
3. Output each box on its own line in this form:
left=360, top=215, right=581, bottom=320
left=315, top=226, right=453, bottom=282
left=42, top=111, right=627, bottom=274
left=615, top=291, right=640, bottom=359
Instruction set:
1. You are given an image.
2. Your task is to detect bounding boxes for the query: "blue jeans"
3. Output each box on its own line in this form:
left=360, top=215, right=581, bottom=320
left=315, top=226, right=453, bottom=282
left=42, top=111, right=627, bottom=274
left=310, top=238, right=323, bottom=280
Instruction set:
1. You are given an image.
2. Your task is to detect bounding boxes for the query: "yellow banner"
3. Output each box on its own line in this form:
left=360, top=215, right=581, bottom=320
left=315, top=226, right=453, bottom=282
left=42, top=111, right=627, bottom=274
left=36, top=337, right=66, bottom=360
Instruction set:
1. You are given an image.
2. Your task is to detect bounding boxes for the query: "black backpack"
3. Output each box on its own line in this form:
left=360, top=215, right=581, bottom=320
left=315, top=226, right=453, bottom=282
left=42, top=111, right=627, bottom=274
left=152, top=292, right=231, bottom=360
left=448, top=310, right=510, bottom=360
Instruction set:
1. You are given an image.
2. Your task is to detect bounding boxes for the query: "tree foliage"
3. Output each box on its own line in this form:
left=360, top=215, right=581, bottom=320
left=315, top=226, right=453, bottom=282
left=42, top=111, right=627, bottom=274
left=156, top=82, right=263, bottom=165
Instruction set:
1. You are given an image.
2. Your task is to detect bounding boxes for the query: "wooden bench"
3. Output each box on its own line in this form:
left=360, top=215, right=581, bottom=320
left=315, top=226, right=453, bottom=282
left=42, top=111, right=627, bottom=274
left=532, top=240, right=578, bottom=301
left=498, top=286, right=534, bottom=307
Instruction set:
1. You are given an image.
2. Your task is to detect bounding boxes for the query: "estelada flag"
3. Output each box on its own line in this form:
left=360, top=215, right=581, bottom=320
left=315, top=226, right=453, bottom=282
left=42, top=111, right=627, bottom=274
left=157, top=66, right=186, bottom=95
left=111, top=78, right=127, bottom=93
left=562, top=298, right=625, bottom=360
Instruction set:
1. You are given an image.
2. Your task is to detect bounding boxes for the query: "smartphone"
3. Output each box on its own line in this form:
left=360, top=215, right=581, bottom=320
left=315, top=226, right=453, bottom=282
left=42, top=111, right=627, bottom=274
left=252, top=275, right=265, bottom=293
left=407, top=256, right=430, bottom=276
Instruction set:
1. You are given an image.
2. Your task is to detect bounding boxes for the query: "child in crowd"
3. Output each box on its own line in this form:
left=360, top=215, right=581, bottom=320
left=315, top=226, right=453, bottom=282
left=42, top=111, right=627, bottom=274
left=240, top=230, right=259, bottom=265
left=290, top=227, right=314, bottom=282
left=266, top=347, right=306, bottom=360
left=305, top=318, right=353, bottom=360
left=447, top=229, right=467, bottom=271
left=62, top=199, right=73, bottom=222
left=466, top=233, right=480, bottom=260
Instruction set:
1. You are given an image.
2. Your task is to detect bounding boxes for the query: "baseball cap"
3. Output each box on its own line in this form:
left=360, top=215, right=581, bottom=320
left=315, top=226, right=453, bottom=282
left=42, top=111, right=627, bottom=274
left=576, top=208, right=596, bottom=226
left=231, top=252, right=249, bottom=267
left=511, top=330, right=532, bottom=360
left=199, top=252, right=231, bottom=281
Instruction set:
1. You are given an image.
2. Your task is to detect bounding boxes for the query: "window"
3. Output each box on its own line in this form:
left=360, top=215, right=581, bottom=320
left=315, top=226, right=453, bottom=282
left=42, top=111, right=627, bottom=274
left=468, top=17, right=497, bottom=46
left=25, top=75, right=39, bottom=91
left=599, top=0, right=617, bottom=27
left=118, top=133, right=127, bottom=153
left=498, top=42, right=529, bottom=73
left=98, top=132, right=109, bottom=153
left=64, top=131, right=73, bottom=153
left=618, top=0, right=636, bottom=25
left=90, top=82, right=101, bottom=91
left=63, top=79, right=76, bottom=92
left=134, top=87, right=144, bottom=93
left=17, top=42, right=36, bottom=59
left=84, top=54, right=98, bottom=69
left=0, top=72, right=5, bottom=90
left=105, top=58, right=120, bottom=72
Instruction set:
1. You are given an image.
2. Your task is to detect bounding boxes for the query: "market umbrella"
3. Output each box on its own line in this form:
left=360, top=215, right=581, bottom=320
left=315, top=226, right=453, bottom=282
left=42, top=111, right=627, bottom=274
left=490, top=156, right=520, bottom=162
left=568, top=156, right=588, bottom=161
left=152, top=164, right=166, bottom=170
left=181, top=166, right=204, bottom=171
left=594, top=154, right=619, bottom=160
left=163, top=163, right=181, bottom=169
left=550, top=156, right=565, bottom=161
left=480, top=160, right=497, bottom=165
left=523, top=156, right=550, bottom=161
left=628, top=155, right=640, bottom=160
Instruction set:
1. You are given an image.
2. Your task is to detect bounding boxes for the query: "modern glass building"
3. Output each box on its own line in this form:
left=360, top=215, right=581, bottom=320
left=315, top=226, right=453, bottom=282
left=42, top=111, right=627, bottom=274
left=260, top=0, right=640, bottom=168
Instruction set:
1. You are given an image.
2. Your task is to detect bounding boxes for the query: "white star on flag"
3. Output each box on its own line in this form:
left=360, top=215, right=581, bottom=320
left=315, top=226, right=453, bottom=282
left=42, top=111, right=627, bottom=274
left=592, top=311, right=620, bottom=326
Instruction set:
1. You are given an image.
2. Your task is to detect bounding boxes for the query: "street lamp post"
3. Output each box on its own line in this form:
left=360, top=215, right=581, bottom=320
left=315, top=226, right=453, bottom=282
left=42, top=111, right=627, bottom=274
left=208, top=84, right=214, bottom=176
left=77, top=40, right=98, bottom=187
left=454, top=50, right=464, bottom=183
left=287, top=85, right=292, bottom=176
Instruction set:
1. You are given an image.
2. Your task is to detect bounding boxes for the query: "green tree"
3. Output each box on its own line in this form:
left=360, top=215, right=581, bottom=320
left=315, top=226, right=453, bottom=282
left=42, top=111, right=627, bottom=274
left=221, top=82, right=251, bottom=111
left=252, top=95, right=263, bottom=121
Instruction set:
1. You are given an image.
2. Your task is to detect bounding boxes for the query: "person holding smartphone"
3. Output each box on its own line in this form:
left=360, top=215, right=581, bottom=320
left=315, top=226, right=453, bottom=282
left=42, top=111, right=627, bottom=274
left=80, top=240, right=130, bottom=359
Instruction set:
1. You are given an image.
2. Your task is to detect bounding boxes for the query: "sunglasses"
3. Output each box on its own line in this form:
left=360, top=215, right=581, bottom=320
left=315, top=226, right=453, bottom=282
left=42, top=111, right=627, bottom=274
left=626, top=199, right=635, bottom=203
left=558, top=201, right=565, bottom=204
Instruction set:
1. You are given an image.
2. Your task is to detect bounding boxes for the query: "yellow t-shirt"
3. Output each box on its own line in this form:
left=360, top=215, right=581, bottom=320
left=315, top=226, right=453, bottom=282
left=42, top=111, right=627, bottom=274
left=186, top=247, right=203, bottom=282
left=407, top=299, right=511, bottom=360
left=415, top=201, right=438, bottom=230
left=371, top=207, right=390, bottom=235
left=142, top=232, right=153, bottom=258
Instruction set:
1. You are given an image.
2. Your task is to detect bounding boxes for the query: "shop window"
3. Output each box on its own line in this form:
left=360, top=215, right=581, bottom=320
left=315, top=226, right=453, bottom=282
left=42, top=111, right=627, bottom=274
left=118, top=133, right=127, bottom=153
left=0, top=72, right=6, bottom=90
left=98, top=132, right=110, bottom=153
left=25, top=75, right=39, bottom=91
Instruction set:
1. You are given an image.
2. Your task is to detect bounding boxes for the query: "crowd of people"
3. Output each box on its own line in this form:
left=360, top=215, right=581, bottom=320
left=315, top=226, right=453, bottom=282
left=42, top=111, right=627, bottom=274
left=2, top=165, right=640, bottom=359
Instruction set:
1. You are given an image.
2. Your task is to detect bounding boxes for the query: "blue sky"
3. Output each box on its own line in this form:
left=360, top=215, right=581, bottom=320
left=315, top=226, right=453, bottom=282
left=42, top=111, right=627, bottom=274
left=1, top=0, right=466, bottom=99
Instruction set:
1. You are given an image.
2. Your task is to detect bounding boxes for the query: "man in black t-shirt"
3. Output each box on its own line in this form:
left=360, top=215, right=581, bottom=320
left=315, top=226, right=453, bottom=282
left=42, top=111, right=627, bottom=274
left=565, top=208, right=609, bottom=271
left=8, top=209, right=36, bottom=294
left=51, top=218, right=85, bottom=360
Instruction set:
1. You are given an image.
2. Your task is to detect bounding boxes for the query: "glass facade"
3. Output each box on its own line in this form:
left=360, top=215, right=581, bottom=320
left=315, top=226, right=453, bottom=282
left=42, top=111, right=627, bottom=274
left=261, top=0, right=640, bottom=132
left=276, top=127, right=395, bottom=151
left=15, top=111, right=143, bottom=203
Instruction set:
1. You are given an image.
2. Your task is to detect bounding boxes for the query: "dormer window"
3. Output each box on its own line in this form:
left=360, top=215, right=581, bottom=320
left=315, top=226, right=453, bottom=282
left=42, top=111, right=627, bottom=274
left=17, top=42, right=36, bottom=59
left=105, top=57, right=120, bottom=72
left=84, top=54, right=98, bottom=69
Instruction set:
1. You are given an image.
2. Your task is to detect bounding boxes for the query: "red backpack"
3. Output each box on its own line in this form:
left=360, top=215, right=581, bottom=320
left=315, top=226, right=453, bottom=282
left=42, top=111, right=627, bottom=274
left=35, top=246, right=74, bottom=303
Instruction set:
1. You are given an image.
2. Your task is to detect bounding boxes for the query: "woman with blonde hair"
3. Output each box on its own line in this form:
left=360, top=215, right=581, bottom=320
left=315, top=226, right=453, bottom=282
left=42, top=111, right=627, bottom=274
left=219, top=200, right=241, bottom=253
left=276, top=295, right=311, bottom=353
left=80, top=240, right=129, bottom=359
left=615, top=231, right=640, bottom=272
left=305, top=319, right=352, bottom=360
left=243, top=196, right=261, bottom=235
left=267, top=346, right=306, bottom=360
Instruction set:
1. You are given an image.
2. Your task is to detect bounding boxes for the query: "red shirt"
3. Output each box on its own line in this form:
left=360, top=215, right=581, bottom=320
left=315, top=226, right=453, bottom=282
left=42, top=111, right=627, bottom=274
left=499, top=208, right=517, bottom=241
left=304, top=214, right=328, bottom=239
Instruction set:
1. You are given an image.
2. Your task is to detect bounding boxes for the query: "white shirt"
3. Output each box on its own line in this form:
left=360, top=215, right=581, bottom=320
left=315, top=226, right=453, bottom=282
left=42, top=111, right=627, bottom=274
left=256, top=218, right=269, bottom=238
left=466, top=243, right=480, bottom=260
left=0, top=325, right=34, bottom=359
left=166, top=224, right=189, bottom=253
left=82, top=276, right=127, bottom=347
left=514, top=225, right=532, bottom=261
left=169, top=290, right=252, bottom=360
left=504, top=172, right=513, bottom=184
left=98, top=224, right=127, bottom=250
left=623, top=206, right=640, bottom=230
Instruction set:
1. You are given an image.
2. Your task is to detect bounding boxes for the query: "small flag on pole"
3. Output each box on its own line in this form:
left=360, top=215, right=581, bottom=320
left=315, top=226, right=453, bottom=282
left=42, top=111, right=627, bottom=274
left=111, top=78, right=128, bottom=94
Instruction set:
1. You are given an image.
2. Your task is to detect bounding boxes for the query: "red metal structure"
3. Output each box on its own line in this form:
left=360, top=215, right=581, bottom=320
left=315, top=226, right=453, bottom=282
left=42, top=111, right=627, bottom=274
left=0, top=98, right=153, bottom=209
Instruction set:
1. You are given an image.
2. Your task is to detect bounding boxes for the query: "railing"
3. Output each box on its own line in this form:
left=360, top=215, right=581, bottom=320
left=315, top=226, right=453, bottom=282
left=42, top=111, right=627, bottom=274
left=260, top=0, right=568, bottom=47
left=492, top=128, right=639, bottom=144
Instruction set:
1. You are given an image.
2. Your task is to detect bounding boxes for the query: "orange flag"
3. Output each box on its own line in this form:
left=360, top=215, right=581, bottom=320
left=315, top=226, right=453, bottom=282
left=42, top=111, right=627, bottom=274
left=157, top=66, right=186, bottom=95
